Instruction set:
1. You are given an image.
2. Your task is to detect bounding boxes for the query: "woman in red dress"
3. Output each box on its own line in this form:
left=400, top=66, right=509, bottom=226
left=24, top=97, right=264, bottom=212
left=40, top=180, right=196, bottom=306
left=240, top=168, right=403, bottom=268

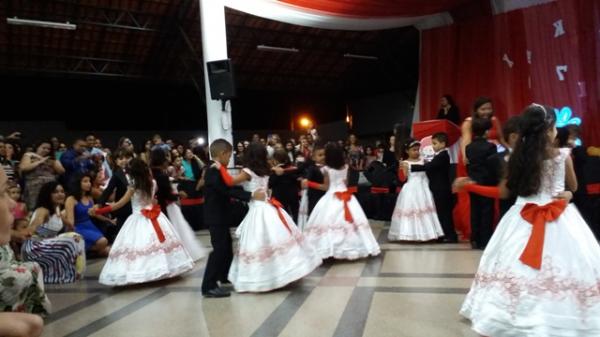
left=455, top=97, right=508, bottom=241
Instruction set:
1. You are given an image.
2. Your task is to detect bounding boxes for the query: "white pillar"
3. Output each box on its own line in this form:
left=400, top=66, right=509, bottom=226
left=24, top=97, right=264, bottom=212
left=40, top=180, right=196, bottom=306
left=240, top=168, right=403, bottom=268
left=412, top=80, right=421, bottom=124
left=412, top=30, right=422, bottom=127
left=199, top=0, right=232, bottom=147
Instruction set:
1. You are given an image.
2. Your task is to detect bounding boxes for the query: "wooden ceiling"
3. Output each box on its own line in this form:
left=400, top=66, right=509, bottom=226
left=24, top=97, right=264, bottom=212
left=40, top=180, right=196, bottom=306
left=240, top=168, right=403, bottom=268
left=0, top=0, right=422, bottom=94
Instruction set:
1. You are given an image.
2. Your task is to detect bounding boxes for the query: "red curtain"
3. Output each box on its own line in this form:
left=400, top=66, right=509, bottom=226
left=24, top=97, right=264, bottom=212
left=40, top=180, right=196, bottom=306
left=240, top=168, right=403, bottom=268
left=279, top=0, right=472, bottom=17
left=419, top=0, right=600, bottom=146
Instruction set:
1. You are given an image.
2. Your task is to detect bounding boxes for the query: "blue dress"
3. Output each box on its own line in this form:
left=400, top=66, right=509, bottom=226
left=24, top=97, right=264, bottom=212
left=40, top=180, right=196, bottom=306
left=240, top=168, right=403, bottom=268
left=74, top=200, right=104, bottom=250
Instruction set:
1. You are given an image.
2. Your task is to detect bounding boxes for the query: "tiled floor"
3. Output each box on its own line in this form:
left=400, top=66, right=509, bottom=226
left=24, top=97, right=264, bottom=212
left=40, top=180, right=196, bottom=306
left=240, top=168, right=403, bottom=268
left=42, top=221, right=482, bottom=337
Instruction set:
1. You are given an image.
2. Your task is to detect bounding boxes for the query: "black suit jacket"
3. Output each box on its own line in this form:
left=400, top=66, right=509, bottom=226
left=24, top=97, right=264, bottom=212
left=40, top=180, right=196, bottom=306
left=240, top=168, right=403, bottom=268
left=269, top=164, right=299, bottom=206
left=410, top=150, right=451, bottom=193
left=382, top=150, right=397, bottom=169
left=572, top=145, right=587, bottom=197
left=203, top=165, right=252, bottom=226
left=466, top=138, right=499, bottom=185
left=305, top=163, right=325, bottom=213
left=98, top=168, right=132, bottom=218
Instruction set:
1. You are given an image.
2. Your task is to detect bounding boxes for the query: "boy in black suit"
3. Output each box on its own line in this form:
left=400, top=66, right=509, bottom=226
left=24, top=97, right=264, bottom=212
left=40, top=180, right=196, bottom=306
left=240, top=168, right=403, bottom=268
left=269, top=149, right=300, bottom=223
left=296, top=142, right=326, bottom=216
left=466, top=118, right=498, bottom=249
left=409, top=132, right=458, bottom=242
left=201, top=139, right=265, bottom=298
left=497, top=116, right=521, bottom=218
left=306, top=144, right=326, bottom=215
left=98, top=148, right=133, bottom=243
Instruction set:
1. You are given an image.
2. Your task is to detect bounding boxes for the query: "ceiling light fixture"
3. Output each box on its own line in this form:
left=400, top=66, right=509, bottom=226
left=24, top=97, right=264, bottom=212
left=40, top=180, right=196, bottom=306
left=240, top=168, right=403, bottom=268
left=343, top=53, right=378, bottom=60
left=7, top=17, right=77, bottom=30
left=257, top=45, right=299, bottom=53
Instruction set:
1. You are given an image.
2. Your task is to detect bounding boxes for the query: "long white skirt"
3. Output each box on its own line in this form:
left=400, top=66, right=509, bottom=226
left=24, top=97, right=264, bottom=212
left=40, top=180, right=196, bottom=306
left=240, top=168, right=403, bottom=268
left=228, top=200, right=322, bottom=292
left=388, top=173, right=443, bottom=241
left=166, top=203, right=209, bottom=261
left=297, top=189, right=309, bottom=231
left=99, top=212, right=194, bottom=286
left=304, top=191, right=380, bottom=260
left=461, top=202, right=600, bottom=337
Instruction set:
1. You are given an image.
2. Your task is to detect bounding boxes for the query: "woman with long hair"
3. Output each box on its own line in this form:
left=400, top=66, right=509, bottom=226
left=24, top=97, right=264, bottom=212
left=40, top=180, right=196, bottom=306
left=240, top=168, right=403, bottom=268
left=22, top=181, right=85, bottom=283
left=454, top=97, right=508, bottom=240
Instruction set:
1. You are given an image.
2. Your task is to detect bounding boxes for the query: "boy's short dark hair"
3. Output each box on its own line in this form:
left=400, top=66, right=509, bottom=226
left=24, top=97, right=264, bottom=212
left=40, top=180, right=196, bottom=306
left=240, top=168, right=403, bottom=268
left=273, top=149, right=291, bottom=165
left=502, top=116, right=521, bottom=140
left=556, top=127, right=570, bottom=147
left=566, top=124, right=581, bottom=137
left=210, top=139, right=233, bottom=158
left=431, top=132, right=448, bottom=146
left=471, top=117, right=492, bottom=138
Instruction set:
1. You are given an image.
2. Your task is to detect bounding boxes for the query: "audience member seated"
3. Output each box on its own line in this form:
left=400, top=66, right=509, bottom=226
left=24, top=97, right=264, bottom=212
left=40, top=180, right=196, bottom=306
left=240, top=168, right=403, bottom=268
left=21, top=181, right=86, bottom=283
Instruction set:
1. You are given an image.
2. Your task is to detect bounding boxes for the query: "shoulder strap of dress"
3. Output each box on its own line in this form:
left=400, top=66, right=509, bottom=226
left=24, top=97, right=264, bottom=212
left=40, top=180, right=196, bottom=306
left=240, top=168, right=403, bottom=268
left=242, top=167, right=254, bottom=178
left=28, top=209, right=38, bottom=226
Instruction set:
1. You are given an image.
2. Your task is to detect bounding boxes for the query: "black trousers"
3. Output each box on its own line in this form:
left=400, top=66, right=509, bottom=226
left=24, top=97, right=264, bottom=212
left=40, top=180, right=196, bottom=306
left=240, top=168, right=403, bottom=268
left=433, top=190, right=457, bottom=241
left=575, top=193, right=599, bottom=239
left=282, top=198, right=299, bottom=224
left=499, top=197, right=516, bottom=220
left=201, top=223, right=233, bottom=292
left=181, top=204, right=205, bottom=230
left=469, top=193, right=494, bottom=248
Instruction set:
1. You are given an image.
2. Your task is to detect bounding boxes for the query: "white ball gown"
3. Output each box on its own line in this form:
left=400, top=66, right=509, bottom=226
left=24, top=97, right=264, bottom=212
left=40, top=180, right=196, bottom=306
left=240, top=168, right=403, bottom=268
left=228, top=168, right=322, bottom=292
left=460, top=150, right=600, bottom=336
left=388, top=160, right=444, bottom=241
left=297, top=189, right=308, bottom=231
left=99, top=182, right=194, bottom=286
left=303, top=166, right=380, bottom=260
left=166, top=203, right=208, bottom=261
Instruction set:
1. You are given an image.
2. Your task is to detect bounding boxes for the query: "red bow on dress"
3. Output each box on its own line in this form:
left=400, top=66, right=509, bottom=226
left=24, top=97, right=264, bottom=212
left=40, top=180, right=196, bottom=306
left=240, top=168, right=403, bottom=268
left=519, top=199, right=567, bottom=269
left=141, top=204, right=166, bottom=243
left=269, top=197, right=292, bottom=234
left=335, top=190, right=354, bottom=223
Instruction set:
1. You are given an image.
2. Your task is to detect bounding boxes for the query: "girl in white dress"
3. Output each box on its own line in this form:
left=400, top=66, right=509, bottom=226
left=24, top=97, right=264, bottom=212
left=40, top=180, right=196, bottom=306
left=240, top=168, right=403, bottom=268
left=303, top=143, right=380, bottom=260
left=150, top=148, right=208, bottom=261
left=219, top=142, right=321, bottom=292
left=388, top=139, right=444, bottom=241
left=457, top=104, right=600, bottom=337
left=94, top=159, right=194, bottom=286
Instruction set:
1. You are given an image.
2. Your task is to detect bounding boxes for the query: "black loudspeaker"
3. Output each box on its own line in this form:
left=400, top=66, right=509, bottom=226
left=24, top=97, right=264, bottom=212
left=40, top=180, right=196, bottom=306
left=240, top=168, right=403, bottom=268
left=206, top=59, right=236, bottom=100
